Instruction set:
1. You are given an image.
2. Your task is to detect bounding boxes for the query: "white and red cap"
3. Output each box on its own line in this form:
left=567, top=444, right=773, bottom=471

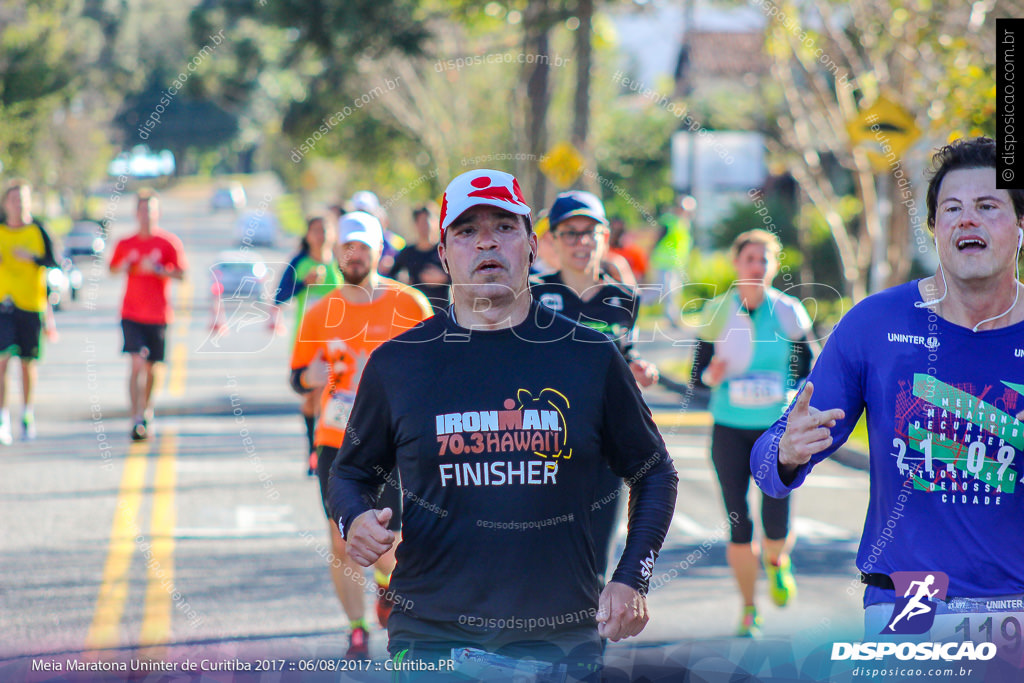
left=439, top=169, right=531, bottom=240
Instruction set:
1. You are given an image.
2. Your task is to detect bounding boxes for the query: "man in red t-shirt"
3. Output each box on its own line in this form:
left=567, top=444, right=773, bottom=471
left=109, top=190, right=187, bottom=440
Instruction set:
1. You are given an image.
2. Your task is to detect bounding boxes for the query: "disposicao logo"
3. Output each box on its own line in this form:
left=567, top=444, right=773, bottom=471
left=830, top=570, right=997, bottom=664
left=884, top=571, right=949, bottom=635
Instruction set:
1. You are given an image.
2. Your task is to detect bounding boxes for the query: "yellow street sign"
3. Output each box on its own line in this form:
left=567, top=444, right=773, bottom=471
left=539, top=142, right=585, bottom=188
left=846, top=95, right=921, bottom=171
left=300, top=168, right=319, bottom=191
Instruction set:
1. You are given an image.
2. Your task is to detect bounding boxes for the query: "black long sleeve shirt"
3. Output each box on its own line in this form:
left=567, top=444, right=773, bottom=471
left=329, top=302, right=677, bottom=646
left=531, top=271, right=640, bottom=362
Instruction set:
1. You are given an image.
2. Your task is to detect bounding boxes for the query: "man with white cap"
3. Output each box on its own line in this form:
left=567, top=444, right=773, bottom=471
left=751, top=137, right=1024, bottom=640
left=291, top=210, right=432, bottom=658
left=329, top=169, right=678, bottom=675
left=350, top=191, right=381, bottom=216
left=349, top=189, right=403, bottom=275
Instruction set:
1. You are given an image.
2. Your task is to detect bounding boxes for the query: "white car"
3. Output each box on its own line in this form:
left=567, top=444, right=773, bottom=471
left=211, top=183, right=246, bottom=211
left=235, top=211, right=278, bottom=247
left=47, top=258, right=83, bottom=310
left=63, top=220, right=107, bottom=258
left=210, top=250, right=270, bottom=301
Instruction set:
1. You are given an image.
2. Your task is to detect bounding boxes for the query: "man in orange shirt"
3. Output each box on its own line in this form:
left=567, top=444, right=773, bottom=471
left=109, top=190, right=187, bottom=441
left=290, top=210, right=432, bottom=659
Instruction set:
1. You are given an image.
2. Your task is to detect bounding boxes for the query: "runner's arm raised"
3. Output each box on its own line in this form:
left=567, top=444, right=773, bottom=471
left=751, top=309, right=866, bottom=497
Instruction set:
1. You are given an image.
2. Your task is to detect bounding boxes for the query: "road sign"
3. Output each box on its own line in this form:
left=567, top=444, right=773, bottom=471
left=539, top=142, right=585, bottom=188
left=846, top=96, right=921, bottom=171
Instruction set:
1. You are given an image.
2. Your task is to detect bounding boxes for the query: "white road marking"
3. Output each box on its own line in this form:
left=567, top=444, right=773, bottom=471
left=792, top=516, right=857, bottom=541
left=671, top=513, right=717, bottom=538
left=674, top=467, right=714, bottom=481
left=175, top=505, right=297, bottom=538
left=669, top=445, right=710, bottom=460
left=802, top=474, right=869, bottom=490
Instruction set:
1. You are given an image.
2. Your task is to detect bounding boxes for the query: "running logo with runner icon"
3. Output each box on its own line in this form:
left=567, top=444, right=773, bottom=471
left=883, top=571, right=949, bottom=634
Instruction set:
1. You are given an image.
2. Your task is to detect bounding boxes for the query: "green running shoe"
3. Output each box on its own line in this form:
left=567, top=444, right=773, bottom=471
left=736, top=605, right=762, bottom=638
left=764, top=554, right=797, bottom=607
left=21, top=411, right=36, bottom=441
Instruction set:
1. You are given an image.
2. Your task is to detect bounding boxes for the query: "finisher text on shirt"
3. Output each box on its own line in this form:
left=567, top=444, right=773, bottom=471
left=439, top=460, right=559, bottom=487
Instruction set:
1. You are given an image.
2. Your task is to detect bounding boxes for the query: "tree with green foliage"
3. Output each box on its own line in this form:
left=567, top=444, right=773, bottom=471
left=185, top=0, right=430, bottom=181
left=762, top=0, right=1023, bottom=300
left=0, top=0, right=102, bottom=180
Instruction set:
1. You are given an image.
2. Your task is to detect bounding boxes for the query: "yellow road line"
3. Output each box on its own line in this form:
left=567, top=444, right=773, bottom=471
left=176, top=276, right=194, bottom=329
left=652, top=410, right=713, bottom=428
left=139, top=430, right=178, bottom=650
left=140, top=274, right=189, bottom=649
left=167, top=344, right=188, bottom=397
left=85, top=441, right=150, bottom=651
left=89, top=243, right=190, bottom=654
left=154, top=361, right=166, bottom=397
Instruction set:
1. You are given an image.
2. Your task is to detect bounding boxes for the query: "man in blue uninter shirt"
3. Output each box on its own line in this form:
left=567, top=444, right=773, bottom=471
left=751, top=137, right=1024, bottom=635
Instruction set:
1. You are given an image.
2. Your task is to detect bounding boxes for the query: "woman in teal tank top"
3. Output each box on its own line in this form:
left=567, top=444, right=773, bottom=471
left=693, top=229, right=818, bottom=637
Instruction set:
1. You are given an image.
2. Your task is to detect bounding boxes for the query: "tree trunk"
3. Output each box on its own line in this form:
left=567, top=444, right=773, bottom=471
left=573, top=0, right=597, bottom=193
left=523, top=0, right=551, bottom=208
left=885, top=59, right=913, bottom=287
left=887, top=177, right=912, bottom=286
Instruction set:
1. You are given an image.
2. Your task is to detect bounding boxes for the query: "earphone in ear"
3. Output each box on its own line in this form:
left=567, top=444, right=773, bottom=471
left=1018, top=228, right=1023, bottom=250
left=528, top=252, right=535, bottom=264
left=441, top=259, right=449, bottom=274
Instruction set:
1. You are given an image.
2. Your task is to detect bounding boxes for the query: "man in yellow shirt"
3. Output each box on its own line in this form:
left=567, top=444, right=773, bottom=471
left=0, top=180, right=57, bottom=444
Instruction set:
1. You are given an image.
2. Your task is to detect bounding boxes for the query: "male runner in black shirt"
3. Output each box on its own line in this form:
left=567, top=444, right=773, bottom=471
left=330, top=169, right=677, bottom=673
left=389, top=205, right=449, bottom=313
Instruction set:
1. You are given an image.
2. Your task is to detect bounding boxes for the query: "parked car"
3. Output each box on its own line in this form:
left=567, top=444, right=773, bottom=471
left=63, top=220, right=107, bottom=258
left=47, top=258, right=83, bottom=310
left=235, top=210, right=278, bottom=247
left=210, top=250, right=270, bottom=301
left=211, top=183, right=246, bottom=211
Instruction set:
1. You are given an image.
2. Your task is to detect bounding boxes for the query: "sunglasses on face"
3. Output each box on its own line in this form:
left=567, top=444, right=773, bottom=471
left=555, top=228, right=608, bottom=245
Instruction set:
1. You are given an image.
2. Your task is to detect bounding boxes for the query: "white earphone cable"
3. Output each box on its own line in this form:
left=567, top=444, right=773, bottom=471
left=916, top=228, right=1023, bottom=332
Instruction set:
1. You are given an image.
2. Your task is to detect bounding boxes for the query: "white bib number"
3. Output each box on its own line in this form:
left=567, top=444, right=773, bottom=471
left=929, top=610, right=1024, bottom=653
left=728, top=372, right=785, bottom=407
left=323, top=390, right=355, bottom=431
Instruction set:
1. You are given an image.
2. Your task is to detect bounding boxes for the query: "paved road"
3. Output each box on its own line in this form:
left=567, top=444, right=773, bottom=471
left=0, top=178, right=899, bottom=681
